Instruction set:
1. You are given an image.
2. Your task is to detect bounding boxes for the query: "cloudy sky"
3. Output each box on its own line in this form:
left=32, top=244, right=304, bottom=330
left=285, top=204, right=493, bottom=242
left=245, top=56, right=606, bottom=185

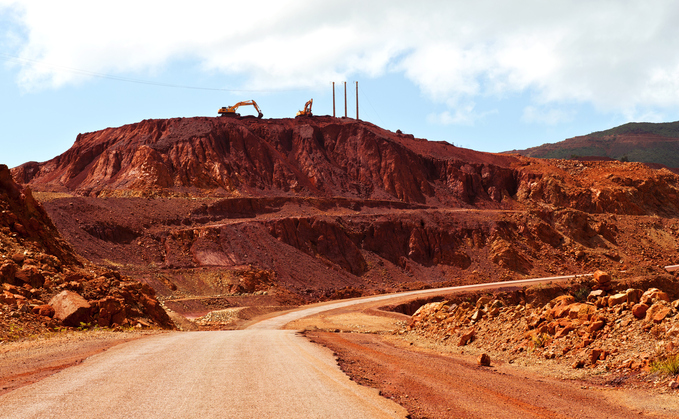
left=2, top=1, right=679, bottom=168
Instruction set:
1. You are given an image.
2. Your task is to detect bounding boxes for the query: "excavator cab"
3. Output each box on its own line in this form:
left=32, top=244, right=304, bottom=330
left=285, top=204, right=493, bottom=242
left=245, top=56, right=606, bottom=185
left=219, top=100, right=263, bottom=118
left=296, top=99, right=313, bottom=117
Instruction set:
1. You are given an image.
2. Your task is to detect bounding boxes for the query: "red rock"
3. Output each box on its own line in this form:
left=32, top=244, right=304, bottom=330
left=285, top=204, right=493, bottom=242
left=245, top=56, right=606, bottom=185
left=645, top=303, right=671, bottom=323
left=458, top=329, right=475, bottom=346
left=589, top=349, right=603, bottom=364
left=0, top=262, right=18, bottom=285
left=587, top=319, right=605, bottom=333
left=593, top=270, right=611, bottom=285
left=625, top=288, right=643, bottom=304
left=555, top=324, right=575, bottom=339
left=32, top=304, right=55, bottom=317
left=49, top=290, right=92, bottom=327
left=478, top=353, right=491, bottom=366
left=14, top=265, right=45, bottom=288
left=587, top=289, right=604, bottom=302
left=632, top=303, right=649, bottom=319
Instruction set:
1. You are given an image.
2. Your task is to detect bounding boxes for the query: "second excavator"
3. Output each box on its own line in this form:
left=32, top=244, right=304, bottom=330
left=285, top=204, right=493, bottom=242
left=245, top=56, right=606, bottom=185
left=218, top=100, right=263, bottom=118
left=296, top=99, right=313, bottom=117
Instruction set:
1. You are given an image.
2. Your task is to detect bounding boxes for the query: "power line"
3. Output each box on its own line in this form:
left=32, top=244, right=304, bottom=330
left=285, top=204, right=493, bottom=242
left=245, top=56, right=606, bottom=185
left=0, top=53, right=303, bottom=92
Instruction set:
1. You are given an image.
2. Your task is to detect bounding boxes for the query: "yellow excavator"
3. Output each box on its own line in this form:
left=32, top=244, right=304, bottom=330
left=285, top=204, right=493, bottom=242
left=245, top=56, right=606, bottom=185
left=296, top=99, right=313, bottom=117
left=218, top=100, right=263, bottom=118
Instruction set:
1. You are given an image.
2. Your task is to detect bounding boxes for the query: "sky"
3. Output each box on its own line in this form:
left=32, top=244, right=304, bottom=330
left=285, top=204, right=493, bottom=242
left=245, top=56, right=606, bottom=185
left=2, top=1, right=679, bottom=168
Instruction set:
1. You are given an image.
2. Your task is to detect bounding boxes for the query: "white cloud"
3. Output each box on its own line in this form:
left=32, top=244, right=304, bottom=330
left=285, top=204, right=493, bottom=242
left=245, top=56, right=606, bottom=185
left=3, top=0, right=679, bottom=120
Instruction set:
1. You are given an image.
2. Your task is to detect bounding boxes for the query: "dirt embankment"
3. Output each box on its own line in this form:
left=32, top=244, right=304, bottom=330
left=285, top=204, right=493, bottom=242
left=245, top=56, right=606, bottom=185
left=0, top=164, right=173, bottom=342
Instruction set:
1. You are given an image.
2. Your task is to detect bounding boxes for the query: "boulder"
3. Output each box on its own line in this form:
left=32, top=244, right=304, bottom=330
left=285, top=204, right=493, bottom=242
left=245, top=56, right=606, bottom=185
left=478, top=353, right=491, bottom=367
left=49, top=290, right=92, bottom=327
left=631, top=303, right=649, bottom=319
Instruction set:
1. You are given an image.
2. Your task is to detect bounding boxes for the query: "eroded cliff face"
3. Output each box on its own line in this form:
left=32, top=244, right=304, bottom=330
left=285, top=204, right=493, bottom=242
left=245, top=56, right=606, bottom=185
left=11, top=116, right=679, bottom=315
left=13, top=117, right=527, bottom=207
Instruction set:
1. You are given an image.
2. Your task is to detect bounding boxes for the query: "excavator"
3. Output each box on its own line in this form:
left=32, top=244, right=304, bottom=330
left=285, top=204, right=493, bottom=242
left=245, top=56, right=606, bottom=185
left=218, top=100, right=263, bottom=118
left=296, top=99, right=313, bottom=117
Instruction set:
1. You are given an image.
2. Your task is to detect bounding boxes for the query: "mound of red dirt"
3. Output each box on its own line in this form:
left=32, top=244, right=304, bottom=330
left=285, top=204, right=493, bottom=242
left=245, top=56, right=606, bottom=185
left=0, top=165, right=173, bottom=341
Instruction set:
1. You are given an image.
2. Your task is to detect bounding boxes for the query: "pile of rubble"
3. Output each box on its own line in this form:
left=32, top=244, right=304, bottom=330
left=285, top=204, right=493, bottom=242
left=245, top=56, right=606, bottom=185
left=0, top=164, right=173, bottom=341
left=404, top=270, right=679, bottom=387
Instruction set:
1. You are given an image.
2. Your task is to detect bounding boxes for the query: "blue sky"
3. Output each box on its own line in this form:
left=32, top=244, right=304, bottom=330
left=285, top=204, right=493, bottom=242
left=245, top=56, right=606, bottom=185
left=2, top=1, right=679, bottom=168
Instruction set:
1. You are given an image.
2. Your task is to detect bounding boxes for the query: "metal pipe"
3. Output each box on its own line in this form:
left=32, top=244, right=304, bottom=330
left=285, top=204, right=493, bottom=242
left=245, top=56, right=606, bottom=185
left=344, top=82, right=347, bottom=118
left=355, top=81, right=359, bottom=120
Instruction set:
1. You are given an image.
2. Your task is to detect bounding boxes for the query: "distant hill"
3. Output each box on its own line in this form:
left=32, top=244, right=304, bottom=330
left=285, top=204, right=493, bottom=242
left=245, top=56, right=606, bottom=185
left=506, top=121, right=679, bottom=169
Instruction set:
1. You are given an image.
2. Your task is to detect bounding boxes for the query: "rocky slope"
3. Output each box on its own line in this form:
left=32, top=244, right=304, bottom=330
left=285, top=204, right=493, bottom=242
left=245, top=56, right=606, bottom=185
left=401, top=268, right=679, bottom=391
left=507, top=121, right=679, bottom=170
left=0, top=164, right=173, bottom=341
left=11, top=116, right=679, bottom=323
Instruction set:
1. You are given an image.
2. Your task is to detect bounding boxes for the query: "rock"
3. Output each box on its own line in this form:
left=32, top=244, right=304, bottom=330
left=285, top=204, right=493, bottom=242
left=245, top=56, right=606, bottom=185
left=32, top=304, right=55, bottom=317
left=625, top=288, right=643, bottom=304
left=478, top=353, right=491, bottom=366
left=11, top=253, right=25, bottom=265
left=476, top=295, right=492, bottom=308
left=572, top=359, right=585, bottom=369
left=641, top=288, right=671, bottom=305
left=470, top=309, right=483, bottom=322
left=589, top=349, right=603, bottom=365
left=587, top=319, right=606, bottom=333
left=458, top=329, right=475, bottom=346
left=645, top=302, right=671, bottom=323
left=670, top=381, right=679, bottom=390
left=0, top=262, right=18, bottom=285
left=607, top=293, right=628, bottom=307
left=592, top=270, right=612, bottom=290
left=95, top=296, right=126, bottom=327
left=554, top=323, right=575, bottom=339
left=14, top=265, right=45, bottom=288
left=49, top=290, right=92, bottom=327
left=587, top=289, right=604, bottom=302
left=632, top=303, right=649, bottom=319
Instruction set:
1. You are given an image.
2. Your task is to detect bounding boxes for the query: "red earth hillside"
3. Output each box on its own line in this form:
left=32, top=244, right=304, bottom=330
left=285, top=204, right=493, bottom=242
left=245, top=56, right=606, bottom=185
left=11, top=116, right=679, bottom=324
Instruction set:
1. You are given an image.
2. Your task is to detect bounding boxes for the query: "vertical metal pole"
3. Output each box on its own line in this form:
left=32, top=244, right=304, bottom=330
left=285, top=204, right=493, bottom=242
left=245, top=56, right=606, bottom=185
left=332, top=82, right=336, bottom=117
left=344, top=82, right=347, bottom=118
left=355, top=81, right=359, bottom=120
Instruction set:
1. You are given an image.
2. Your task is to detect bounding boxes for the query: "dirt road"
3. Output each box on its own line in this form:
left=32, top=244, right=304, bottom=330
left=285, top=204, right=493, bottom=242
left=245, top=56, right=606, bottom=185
left=0, top=329, right=406, bottom=418
left=3, top=275, right=675, bottom=418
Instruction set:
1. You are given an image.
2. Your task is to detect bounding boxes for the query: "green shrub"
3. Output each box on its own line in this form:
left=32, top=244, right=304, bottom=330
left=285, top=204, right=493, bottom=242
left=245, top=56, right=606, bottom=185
left=651, top=354, right=679, bottom=376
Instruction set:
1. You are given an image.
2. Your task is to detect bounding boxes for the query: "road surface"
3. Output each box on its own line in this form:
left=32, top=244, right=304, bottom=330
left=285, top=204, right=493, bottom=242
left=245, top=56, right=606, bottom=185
left=0, top=275, right=584, bottom=418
